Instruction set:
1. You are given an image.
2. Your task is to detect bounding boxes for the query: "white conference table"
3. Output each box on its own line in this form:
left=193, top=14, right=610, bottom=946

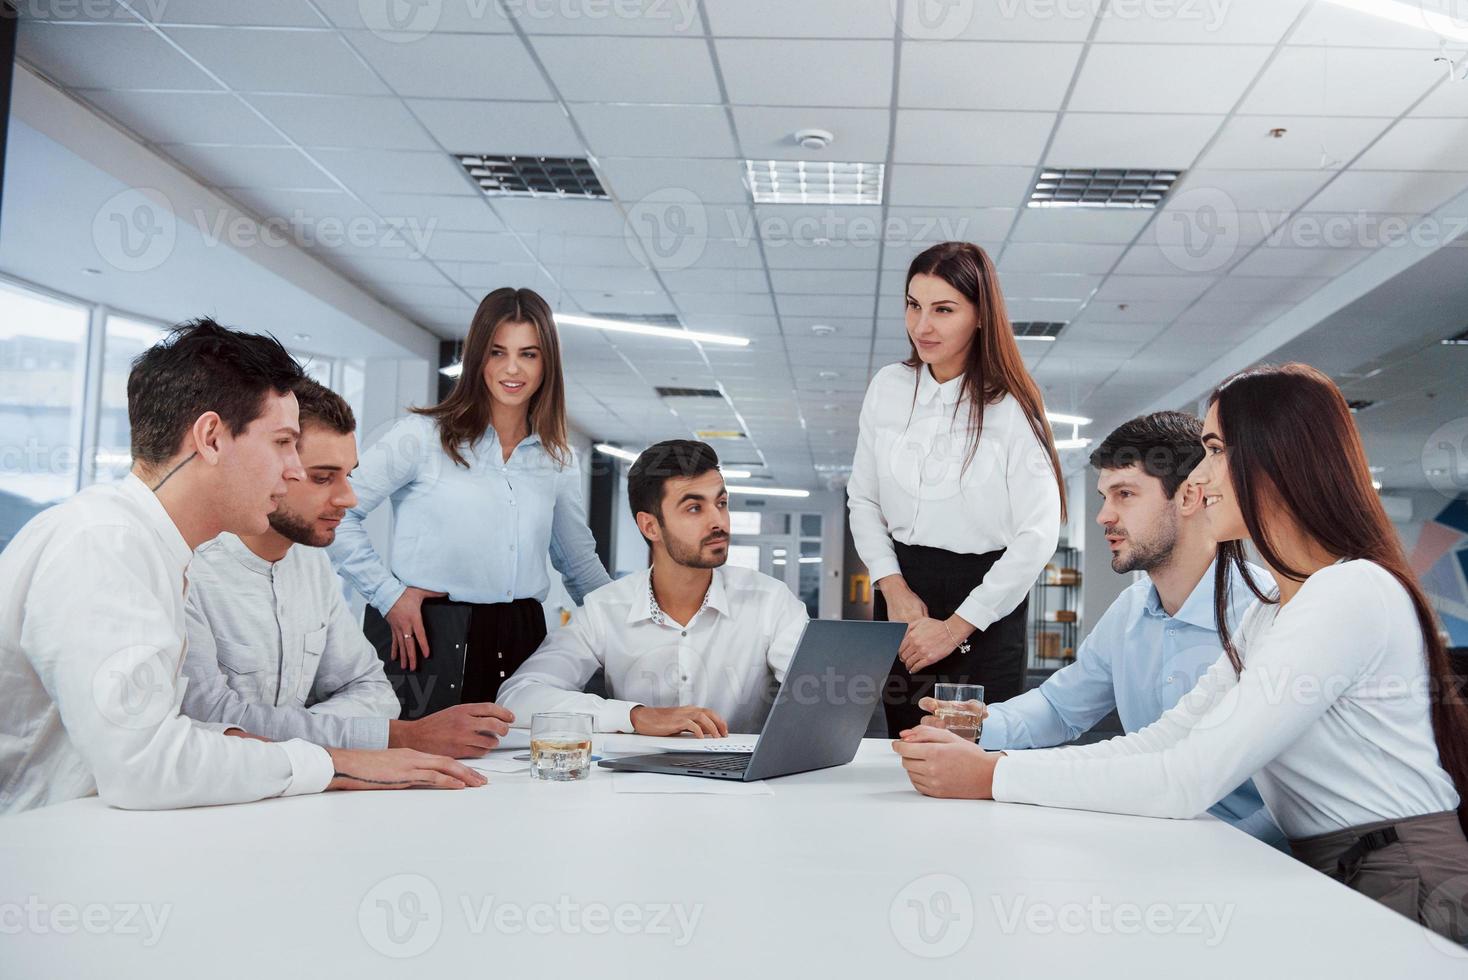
left=2, top=733, right=1464, bottom=978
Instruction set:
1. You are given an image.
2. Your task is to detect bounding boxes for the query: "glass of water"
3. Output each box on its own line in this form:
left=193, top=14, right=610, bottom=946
left=530, top=712, right=593, bottom=781
left=931, top=683, right=985, bottom=743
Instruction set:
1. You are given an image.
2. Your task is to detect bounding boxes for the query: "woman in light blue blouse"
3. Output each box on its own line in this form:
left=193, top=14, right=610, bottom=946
left=330, top=287, right=610, bottom=718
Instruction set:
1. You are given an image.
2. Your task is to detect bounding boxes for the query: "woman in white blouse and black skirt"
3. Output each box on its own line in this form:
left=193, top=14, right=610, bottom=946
left=894, top=363, right=1468, bottom=943
left=848, top=241, right=1067, bottom=736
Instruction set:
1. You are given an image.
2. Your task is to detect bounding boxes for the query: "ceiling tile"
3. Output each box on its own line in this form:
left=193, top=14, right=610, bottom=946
left=169, top=27, right=389, bottom=95
left=17, top=23, right=221, bottom=90
left=79, top=90, right=284, bottom=145
left=1308, top=170, right=1468, bottom=213
left=1228, top=246, right=1373, bottom=278
left=161, top=143, right=333, bottom=189
left=145, top=0, right=327, bottom=27
left=1068, top=44, right=1272, bottom=114
left=310, top=147, right=477, bottom=196
left=997, top=272, right=1102, bottom=301
left=998, top=242, right=1127, bottom=275
left=514, top=0, right=705, bottom=35
left=572, top=104, right=738, bottom=157
left=704, top=0, right=895, bottom=37
left=1354, top=118, right=1468, bottom=172
left=731, top=106, right=891, bottom=161
left=716, top=39, right=894, bottom=107
left=1047, top=112, right=1222, bottom=170
left=886, top=165, right=1034, bottom=207
left=893, top=110, right=1054, bottom=165
left=1200, top=114, right=1391, bottom=170
left=248, top=94, right=437, bottom=150
left=1091, top=0, right=1309, bottom=43
left=597, top=158, right=749, bottom=204
left=1010, top=208, right=1154, bottom=245
left=1240, top=46, right=1442, bottom=117
left=345, top=30, right=553, bottom=100
left=899, top=42, right=1083, bottom=110
left=896, top=2, right=1095, bottom=41
left=355, top=192, right=506, bottom=232
left=534, top=36, right=720, bottom=102
left=404, top=98, right=585, bottom=155
left=314, top=0, right=513, bottom=32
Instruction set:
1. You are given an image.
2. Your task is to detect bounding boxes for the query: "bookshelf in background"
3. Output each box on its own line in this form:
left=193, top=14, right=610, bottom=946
left=1028, top=545, right=1081, bottom=670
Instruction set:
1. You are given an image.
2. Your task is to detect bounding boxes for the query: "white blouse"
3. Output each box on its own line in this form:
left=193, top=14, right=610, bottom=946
left=846, top=362, right=1062, bottom=630
left=993, top=560, right=1461, bottom=839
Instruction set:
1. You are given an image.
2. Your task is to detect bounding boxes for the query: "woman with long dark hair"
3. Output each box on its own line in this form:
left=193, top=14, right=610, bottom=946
left=330, top=287, right=610, bottom=719
left=893, top=363, right=1468, bottom=941
left=848, top=241, right=1067, bottom=735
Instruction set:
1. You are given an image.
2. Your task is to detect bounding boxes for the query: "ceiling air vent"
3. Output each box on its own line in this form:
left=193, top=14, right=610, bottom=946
left=655, top=387, right=723, bottom=398
left=1012, top=321, right=1068, bottom=339
left=1346, top=399, right=1376, bottom=413
left=458, top=154, right=607, bottom=199
left=1028, top=168, right=1181, bottom=209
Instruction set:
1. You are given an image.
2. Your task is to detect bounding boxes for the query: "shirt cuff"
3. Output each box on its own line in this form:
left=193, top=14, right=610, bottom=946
left=866, top=556, right=901, bottom=584
left=600, top=700, right=639, bottom=734
left=276, top=740, right=334, bottom=796
left=370, top=578, right=408, bottom=618
left=978, top=707, right=1008, bottom=750
left=348, top=716, right=391, bottom=750
left=955, top=594, right=999, bottom=632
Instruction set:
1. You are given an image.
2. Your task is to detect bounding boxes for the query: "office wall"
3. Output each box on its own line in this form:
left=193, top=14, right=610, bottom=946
left=1395, top=492, right=1468, bottom=646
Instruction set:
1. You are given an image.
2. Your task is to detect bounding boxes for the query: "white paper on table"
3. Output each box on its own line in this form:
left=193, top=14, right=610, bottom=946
left=610, top=773, right=773, bottom=796
left=465, top=757, right=531, bottom=774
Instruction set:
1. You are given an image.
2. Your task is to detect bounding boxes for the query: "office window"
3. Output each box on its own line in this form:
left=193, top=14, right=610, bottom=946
left=292, top=350, right=333, bottom=387
left=93, top=314, right=166, bottom=485
left=0, top=281, right=90, bottom=548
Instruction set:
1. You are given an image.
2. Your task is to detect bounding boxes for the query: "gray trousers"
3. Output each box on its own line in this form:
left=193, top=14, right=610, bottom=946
left=1290, top=809, right=1468, bottom=944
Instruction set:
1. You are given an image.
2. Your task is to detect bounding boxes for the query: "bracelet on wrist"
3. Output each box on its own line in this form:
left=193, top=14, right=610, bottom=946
left=941, top=620, right=972, bottom=656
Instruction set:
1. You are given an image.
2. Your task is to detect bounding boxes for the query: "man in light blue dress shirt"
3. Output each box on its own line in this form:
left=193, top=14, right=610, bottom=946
left=977, top=411, right=1286, bottom=848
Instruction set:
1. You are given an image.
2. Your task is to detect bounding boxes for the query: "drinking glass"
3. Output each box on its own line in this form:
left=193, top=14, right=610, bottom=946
left=530, top=712, right=593, bottom=781
left=931, top=683, right=985, bottom=743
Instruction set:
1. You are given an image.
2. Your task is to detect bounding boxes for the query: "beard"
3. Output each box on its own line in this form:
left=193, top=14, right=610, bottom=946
left=268, top=506, right=333, bottom=548
left=663, top=528, right=729, bottom=570
left=1109, top=510, right=1179, bottom=574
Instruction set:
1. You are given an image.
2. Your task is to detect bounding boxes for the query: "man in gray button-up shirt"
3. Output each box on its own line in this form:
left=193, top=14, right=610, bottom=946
left=181, top=380, right=513, bottom=756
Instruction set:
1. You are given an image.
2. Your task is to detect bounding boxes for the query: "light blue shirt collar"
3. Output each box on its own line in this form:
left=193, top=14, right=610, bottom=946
left=1139, top=566, right=1218, bottom=632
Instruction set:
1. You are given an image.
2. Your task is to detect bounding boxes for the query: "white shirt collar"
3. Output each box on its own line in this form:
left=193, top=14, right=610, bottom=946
left=628, top=566, right=731, bottom=627
left=916, top=364, right=965, bottom=407
left=118, top=472, right=194, bottom=574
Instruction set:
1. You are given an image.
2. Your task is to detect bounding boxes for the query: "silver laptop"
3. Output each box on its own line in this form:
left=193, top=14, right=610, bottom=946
left=597, top=619, right=904, bottom=781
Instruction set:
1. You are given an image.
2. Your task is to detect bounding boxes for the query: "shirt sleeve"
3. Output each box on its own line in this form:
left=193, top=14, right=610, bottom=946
left=993, top=567, right=1385, bottom=820
left=180, top=583, right=392, bottom=750
left=304, top=573, right=400, bottom=736
left=846, top=372, right=901, bottom=584
left=327, top=417, right=427, bottom=617
left=547, top=451, right=612, bottom=606
left=981, top=614, right=1118, bottom=749
left=765, top=587, right=811, bottom=685
left=497, top=608, right=639, bottom=733
left=954, top=409, right=1061, bottom=631
left=28, top=525, right=333, bottom=809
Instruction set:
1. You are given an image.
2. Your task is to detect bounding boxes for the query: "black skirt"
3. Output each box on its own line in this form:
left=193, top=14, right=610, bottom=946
left=364, top=596, right=547, bottom=719
left=873, top=541, right=1028, bottom=736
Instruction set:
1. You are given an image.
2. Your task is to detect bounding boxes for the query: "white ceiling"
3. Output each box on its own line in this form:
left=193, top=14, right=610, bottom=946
left=12, top=0, right=1468, bottom=489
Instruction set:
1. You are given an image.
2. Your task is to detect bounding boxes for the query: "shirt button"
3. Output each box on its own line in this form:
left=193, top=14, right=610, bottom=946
left=1167, top=675, right=1176, bottom=683
left=681, top=630, right=687, bottom=637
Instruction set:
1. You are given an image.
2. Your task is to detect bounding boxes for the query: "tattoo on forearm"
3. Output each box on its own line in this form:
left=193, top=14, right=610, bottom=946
left=332, top=771, right=436, bottom=787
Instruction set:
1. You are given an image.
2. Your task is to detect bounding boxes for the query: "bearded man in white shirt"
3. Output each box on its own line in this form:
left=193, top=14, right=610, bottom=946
left=499, top=440, right=809, bottom=737
left=0, top=319, right=483, bottom=813
left=180, top=378, right=514, bottom=757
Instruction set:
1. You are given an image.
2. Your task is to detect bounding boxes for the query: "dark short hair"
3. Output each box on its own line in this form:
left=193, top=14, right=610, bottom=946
left=127, top=318, right=306, bottom=466
left=627, top=440, right=721, bottom=526
left=1088, top=410, right=1205, bottom=499
left=295, top=378, right=356, bottom=436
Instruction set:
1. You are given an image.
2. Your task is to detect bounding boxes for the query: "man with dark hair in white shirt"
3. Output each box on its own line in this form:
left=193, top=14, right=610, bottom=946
left=0, top=319, right=483, bottom=814
left=499, top=439, right=809, bottom=736
left=181, top=379, right=515, bottom=756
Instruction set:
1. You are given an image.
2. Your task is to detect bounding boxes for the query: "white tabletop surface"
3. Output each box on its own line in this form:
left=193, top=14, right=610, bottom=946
left=2, top=735, right=1464, bottom=978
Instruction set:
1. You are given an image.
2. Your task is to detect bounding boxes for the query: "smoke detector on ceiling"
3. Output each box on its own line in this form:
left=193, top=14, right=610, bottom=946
left=793, top=128, right=835, bottom=150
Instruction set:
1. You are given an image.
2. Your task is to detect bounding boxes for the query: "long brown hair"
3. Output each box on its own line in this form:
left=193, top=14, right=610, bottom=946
left=903, top=241, right=1067, bottom=521
left=414, top=287, right=570, bottom=468
left=1209, top=362, right=1468, bottom=835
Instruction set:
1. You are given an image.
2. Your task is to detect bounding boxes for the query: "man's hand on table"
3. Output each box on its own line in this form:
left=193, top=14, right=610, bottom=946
left=630, top=705, right=730, bottom=738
